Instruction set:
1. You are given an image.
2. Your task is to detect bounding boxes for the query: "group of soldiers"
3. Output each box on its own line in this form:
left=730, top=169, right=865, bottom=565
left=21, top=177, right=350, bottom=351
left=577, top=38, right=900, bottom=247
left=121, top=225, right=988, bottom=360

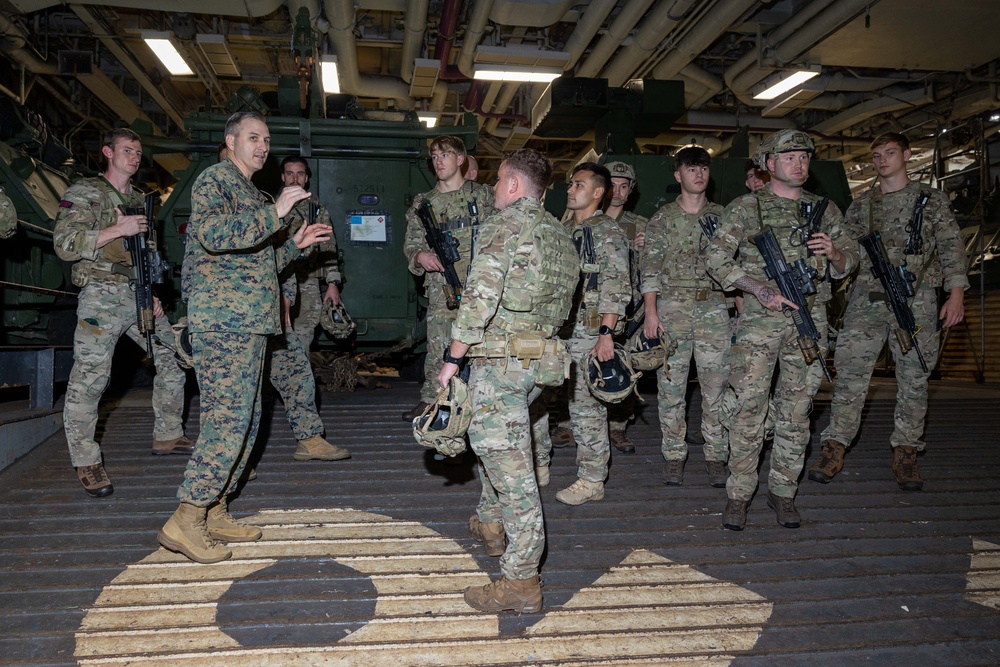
left=412, top=129, right=968, bottom=613
left=49, top=114, right=967, bottom=616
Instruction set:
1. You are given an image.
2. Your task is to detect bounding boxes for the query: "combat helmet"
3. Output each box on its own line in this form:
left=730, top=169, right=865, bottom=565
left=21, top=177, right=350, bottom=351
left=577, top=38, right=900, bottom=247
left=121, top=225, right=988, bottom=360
left=629, top=329, right=677, bottom=373
left=170, top=317, right=194, bottom=370
left=752, top=129, right=815, bottom=169
left=412, top=374, right=474, bottom=457
left=585, top=343, right=641, bottom=404
left=604, top=161, right=636, bottom=182
left=320, top=300, right=356, bottom=338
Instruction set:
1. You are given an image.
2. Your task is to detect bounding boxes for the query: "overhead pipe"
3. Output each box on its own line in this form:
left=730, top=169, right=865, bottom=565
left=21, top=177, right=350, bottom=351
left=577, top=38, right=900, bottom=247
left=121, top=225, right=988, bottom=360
left=650, top=0, right=758, bottom=80
left=810, top=86, right=933, bottom=136
left=599, top=0, right=700, bottom=86
left=562, top=0, right=617, bottom=71
left=575, top=0, right=656, bottom=78
left=7, top=0, right=285, bottom=15
left=455, top=0, right=495, bottom=79
left=681, top=63, right=723, bottom=107
left=433, top=0, right=465, bottom=80
left=400, top=0, right=430, bottom=83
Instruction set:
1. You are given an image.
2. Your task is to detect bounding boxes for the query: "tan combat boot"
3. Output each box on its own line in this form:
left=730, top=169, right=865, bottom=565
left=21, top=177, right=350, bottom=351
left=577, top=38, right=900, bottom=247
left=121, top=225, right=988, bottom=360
left=469, top=515, right=506, bottom=556
left=207, top=498, right=262, bottom=542
left=158, top=502, right=232, bottom=564
left=808, top=439, right=846, bottom=484
left=151, top=436, right=196, bottom=456
left=892, top=445, right=923, bottom=491
left=536, top=464, right=550, bottom=487
left=555, top=478, right=604, bottom=506
left=464, top=575, right=542, bottom=613
left=293, top=435, right=351, bottom=461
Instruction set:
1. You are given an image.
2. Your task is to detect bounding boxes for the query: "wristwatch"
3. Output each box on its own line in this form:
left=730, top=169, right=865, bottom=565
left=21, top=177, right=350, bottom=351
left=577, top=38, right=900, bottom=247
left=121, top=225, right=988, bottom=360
left=598, top=325, right=614, bottom=336
left=442, top=349, right=465, bottom=365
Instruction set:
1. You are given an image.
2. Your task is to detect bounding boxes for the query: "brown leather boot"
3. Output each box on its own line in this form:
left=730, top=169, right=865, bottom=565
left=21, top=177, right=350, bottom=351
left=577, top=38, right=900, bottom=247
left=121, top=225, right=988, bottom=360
left=293, top=435, right=350, bottom=461
left=550, top=426, right=575, bottom=448
left=469, top=515, right=506, bottom=556
left=402, top=401, right=430, bottom=421
left=808, top=439, right=846, bottom=483
left=892, top=446, right=923, bottom=491
left=723, top=499, right=749, bottom=531
left=766, top=490, right=801, bottom=528
left=609, top=429, right=635, bottom=454
left=77, top=464, right=113, bottom=498
left=152, top=436, right=195, bottom=456
left=207, top=498, right=262, bottom=542
left=158, top=503, right=232, bottom=564
left=464, top=575, right=542, bottom=613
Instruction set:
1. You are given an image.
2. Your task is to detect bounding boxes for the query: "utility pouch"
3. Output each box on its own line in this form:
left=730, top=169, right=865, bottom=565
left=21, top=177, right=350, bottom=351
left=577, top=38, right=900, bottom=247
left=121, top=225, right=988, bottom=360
left=533, top=340, right=571, bottom=387
left=102, top=237, right=133, bottom=265
left=508, top=332, right=545, bottom=369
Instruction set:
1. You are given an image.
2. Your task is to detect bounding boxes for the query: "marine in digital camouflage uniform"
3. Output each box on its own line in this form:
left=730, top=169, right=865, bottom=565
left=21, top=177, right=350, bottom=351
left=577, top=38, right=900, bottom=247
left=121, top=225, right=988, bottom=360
left=811, top=132, right=968, bottom=491
left=706, top=129, right=858, bottom=531
left=158, top=112, right=332, bottom=565
left=402, top=135, right=495, bottom=419
left=553, top=163, right=631, bottom=507
left=52, top=128, right=192, bottom=499
left=439, top=148, right=577, bottom=613
left=603, top=161, right=649, bottom=453
left=640, top=146, right=731, bottom=488
left=278, top=156, right=344, bottom=351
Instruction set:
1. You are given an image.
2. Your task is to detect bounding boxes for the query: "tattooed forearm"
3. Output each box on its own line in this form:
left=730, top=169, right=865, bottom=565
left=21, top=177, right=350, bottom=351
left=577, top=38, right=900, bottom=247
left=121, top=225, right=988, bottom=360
left=733, top=276, right=785, bottom=311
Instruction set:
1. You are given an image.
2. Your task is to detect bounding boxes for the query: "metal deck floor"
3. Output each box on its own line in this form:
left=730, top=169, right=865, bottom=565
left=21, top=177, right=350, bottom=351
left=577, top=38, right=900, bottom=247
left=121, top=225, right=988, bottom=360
left=1, top=378, right=999, bottom=666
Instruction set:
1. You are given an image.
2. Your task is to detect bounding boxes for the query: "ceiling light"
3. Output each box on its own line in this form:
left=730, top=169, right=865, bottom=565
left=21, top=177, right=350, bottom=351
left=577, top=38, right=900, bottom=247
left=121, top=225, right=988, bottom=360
left=196, top=34, right=239, bottom=78
left=474, top=65, right=561, bottom=83
left=321, top=55, right=340, bottom=94
left=990, top=113, right=1000, bottom=122
left=142, top=31, right=193, bottom=76
left=752, top=66, right=822, bottom=101
left=418, top=113, right=438, bottom=128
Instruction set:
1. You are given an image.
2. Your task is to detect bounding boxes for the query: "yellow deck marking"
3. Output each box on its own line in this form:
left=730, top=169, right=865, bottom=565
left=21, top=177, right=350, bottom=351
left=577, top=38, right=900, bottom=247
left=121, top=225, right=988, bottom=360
left=967, top=538, right=1000, bottom=610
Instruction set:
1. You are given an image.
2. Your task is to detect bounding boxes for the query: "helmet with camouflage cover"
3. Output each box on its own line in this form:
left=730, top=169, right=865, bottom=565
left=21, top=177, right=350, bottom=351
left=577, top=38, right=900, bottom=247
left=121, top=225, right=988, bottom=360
left=604, top=161, right=636, bottom=182
left=585, top=343, right=640, bottom=404
left=320, top=300, right=356, bottom=338
left=628, top=329, right=677, bottom=373
left=752, top=129, right=815, bottom=169
left=170, top=317, right=194, bottom=370
left=412, top=375, right=473, bottom=457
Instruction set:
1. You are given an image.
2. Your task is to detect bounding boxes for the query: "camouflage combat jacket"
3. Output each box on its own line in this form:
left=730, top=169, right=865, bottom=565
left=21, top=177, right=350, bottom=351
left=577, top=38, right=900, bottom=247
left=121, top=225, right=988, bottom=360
left=403, top=180, right=495, bottom=299
left=182, top=158, right=300, bottom=335
left=641, top=198, right=726, bottom=296
left=844, top=181, right=969, bottom=295
left=567, top=212, right=630, bottom=339
left=706, top=184, right=858, bottom=319
left=53, top=176, right=145, bottom=287
left=279, top=197, right=342, bottom=302
left=614, top=209, right=649, bottom=245
left=452, top=196, right=577, bottom=344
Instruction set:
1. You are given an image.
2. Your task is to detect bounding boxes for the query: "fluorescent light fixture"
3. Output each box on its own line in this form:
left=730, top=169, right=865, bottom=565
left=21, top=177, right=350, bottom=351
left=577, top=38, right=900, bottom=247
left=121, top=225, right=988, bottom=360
left=474, top=65, right=561, bottom=83
left=196, top=34, right=240, bottom=78
left=417, top=113, right=438, bottom=128
left=142, top=31, right=193, bottom=76
left=321, top=54, right=340, bottom=94
left=753, top=66, right=822, bottom=101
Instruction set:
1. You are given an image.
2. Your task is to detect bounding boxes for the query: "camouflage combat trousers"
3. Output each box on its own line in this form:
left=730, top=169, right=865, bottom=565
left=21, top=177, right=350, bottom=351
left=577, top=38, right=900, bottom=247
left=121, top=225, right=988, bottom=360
left=291, top=277, right=322, bottom=352
left=567, top=336, right=611, bottom=483
left=657, top=293, right=731, bottom=462
left=268, top=331, right=324, bottom=441
left=528, top=386, right=558, bottom=469
left=469, top=359, right=545, bottom=580
left=64, top=280, right=186, bottom=467
left=178, top=332, right=266, bottom=507
left=821, top=284, right=941, bottom=451
left=724, top=306, right=827, bottom=500
left=420, top=294, right=459, bottom=404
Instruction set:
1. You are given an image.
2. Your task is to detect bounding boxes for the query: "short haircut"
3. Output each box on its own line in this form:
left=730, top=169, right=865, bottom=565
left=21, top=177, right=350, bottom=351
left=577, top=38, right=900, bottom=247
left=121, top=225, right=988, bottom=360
left=429, top=135, right=467, bottom=158
left=870, top=131, right=909, bottom=152
left=502, top=148, right=551, bottom=197
left=216, top=142, right=228, bottom=162
left=225, top=111, right=266, bottom=139
left=572, top=162, right=611, bottom=197
left=744, top=159, right=758, bottom=173
left=675, top=145, right=711, bottom=168
left=280, top=155, right=310, bottom=177
left=102, top=127, right=141, bottom=169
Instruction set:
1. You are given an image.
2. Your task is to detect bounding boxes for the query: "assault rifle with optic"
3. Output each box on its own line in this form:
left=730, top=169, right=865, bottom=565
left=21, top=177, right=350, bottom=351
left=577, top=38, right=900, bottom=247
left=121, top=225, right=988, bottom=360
left=120, top=193, right=171, bottom=358
left=415, top=200, right=463, bottom=309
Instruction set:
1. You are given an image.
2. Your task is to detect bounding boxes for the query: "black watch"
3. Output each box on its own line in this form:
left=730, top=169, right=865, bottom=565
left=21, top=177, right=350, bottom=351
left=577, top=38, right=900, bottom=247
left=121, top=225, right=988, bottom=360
left=442, top=349, right=465, bottom=365
left=598, top=325, right=614, bottom=336
left=331, top=280, right=343, bottom=289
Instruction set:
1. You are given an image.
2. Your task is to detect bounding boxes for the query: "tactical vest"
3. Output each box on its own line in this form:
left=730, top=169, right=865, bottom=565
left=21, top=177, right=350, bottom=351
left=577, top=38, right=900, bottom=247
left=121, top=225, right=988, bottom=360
left=496, top=204, right=578, bottom=336
left=70, top=177, right=144, bottom=287
left=425, top=181, right=487, bottom=281
left=659, top=202, right=724, bottom=292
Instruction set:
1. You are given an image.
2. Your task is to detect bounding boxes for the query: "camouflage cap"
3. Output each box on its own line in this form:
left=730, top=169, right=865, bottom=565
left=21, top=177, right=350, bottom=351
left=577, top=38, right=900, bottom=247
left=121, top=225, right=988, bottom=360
left=605, top=161, right=636, bottom=181
left=752, top=129, right=815, bottom=168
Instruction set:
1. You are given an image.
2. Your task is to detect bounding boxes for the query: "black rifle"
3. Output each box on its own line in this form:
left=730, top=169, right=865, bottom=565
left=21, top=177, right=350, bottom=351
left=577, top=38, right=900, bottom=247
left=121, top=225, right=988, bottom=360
left=859, top=231, right=928, bottom=372
left=573, top=225, right=599, bottom=292
left=415, top=200, right=463, bottom=309
left=121, top=193, right=171, bottom=358
left=751, top=226, right=833, bottom=381
left=904, top=191, right=930, bottom=255
left=467, top=198, right=480, bottom=279
left=623, top=308, right=645, bottom=340
left=799, top=198, right=829, bottom=256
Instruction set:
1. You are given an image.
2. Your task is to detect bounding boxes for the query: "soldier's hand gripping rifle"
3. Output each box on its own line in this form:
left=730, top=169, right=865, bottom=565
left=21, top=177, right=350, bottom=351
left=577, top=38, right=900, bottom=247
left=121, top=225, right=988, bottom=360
left=121, top=193, right=172, bottom=358
left=415, top=200, right=463, bottom=309
left=799, top=198, right=830, bottom=256
left=751, top=227, right=833, bottom=381
left=859, top=231, right=928, bottom=372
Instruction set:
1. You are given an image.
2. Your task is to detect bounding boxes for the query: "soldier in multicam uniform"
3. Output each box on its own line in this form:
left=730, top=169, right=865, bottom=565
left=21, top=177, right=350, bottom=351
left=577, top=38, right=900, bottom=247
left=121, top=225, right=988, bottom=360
left=809, top=132, right=968, bottom=490
left=0, top=185, right=15, bottom=239
left=706, top=129, right=858, bottom=531
left=553, top=162, right=631, bottom=507
left=157, top=111, right=332, bottom=564
left=640, top=145, right=731, bottom=488
left=277, top=156, right=345, bottom=351
left=603, top=160, right=649, bottom=454
left=53, top=128, right=193, bottom=498
left=402, top=135, right=495, bottom=421
left=438, top=148, right=577, bottom=613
